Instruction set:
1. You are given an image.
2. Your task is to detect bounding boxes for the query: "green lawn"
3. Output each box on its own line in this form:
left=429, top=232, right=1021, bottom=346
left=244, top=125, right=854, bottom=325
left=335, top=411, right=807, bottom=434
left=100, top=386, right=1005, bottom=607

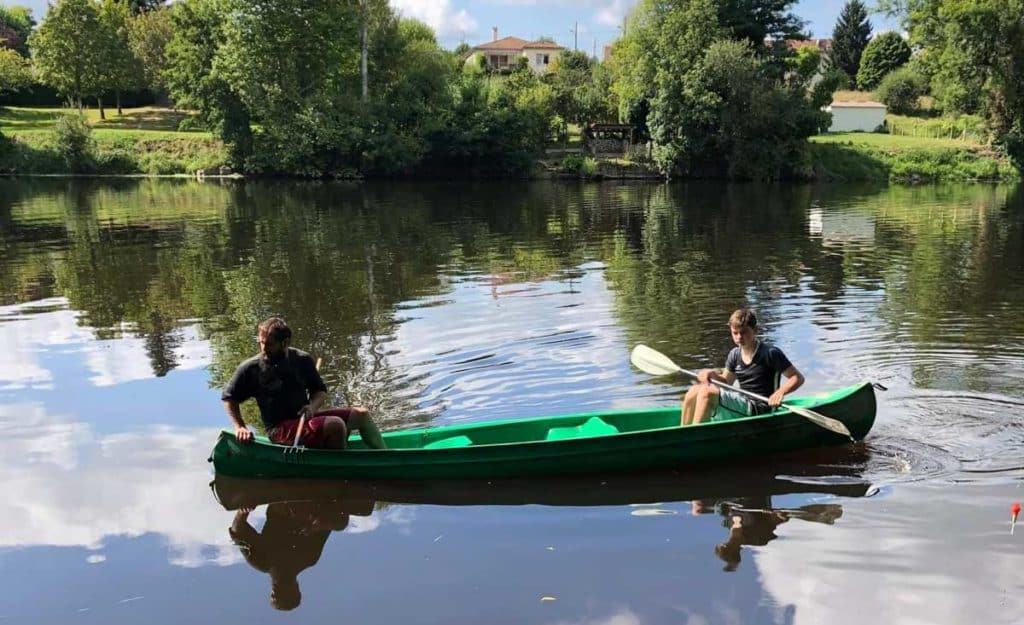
left=811, top=132, right=979, bottom=151
left=0, top=106, right=210, bottom=138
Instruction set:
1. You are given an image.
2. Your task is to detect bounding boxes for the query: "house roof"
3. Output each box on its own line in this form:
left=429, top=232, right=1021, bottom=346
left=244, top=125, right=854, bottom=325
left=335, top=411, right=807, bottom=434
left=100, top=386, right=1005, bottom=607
left=523, top=40, right=564, bottom=50
left=788, top=38, right=832, bottom=51
left=473, top=36, right=564, bottom=52
left=829, top=100, right=886, bottom=108
left=473, top=36, right=531, bottom=51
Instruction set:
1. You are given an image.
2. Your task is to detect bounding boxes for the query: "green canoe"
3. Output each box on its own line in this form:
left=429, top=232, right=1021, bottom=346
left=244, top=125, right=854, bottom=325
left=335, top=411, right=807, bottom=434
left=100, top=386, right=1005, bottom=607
left=209, top=381, right=876, bottom=480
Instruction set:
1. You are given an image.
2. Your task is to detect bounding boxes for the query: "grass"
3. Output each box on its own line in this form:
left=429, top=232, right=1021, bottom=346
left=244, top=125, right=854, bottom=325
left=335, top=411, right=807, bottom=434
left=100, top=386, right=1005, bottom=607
left=1, top=106, right=227, bottom=175
left=811, top=132, right=979, bottom=150
left=0, top=105, right=209, bottom=136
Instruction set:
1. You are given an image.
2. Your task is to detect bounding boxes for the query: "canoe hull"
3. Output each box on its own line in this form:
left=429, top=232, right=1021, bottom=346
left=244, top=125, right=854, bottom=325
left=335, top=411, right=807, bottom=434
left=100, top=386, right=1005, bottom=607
left=209, top=382, right=876, bottom=480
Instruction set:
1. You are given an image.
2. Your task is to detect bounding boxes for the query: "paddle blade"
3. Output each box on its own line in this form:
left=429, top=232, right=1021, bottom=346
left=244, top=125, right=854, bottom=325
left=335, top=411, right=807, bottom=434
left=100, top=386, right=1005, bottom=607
left=786, top=404, right=853, bottom=439
left=630, top=344, right=683, bottom=377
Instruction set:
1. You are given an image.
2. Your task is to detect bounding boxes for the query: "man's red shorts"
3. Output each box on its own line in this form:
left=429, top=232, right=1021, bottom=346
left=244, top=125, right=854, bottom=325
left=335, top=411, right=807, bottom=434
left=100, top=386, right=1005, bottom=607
left=268, top=408, right=355, bottom=447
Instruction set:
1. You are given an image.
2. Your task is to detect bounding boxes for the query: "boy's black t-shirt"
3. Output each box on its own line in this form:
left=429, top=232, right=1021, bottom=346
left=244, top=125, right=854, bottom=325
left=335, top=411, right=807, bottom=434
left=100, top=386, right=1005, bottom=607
left=221, top=347, right=327, bottom=429
left=725, top=342, right=793, bottom=397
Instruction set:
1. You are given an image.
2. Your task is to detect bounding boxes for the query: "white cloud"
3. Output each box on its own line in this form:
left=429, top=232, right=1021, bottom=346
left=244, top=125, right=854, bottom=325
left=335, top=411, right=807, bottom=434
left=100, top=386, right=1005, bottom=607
left=390, top=0, right=479, bottom=40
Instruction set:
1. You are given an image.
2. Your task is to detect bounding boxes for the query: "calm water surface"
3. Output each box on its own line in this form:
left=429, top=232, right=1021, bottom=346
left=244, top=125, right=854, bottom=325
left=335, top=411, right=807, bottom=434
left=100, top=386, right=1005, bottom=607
left=2, top=179, right=1023, bottom=624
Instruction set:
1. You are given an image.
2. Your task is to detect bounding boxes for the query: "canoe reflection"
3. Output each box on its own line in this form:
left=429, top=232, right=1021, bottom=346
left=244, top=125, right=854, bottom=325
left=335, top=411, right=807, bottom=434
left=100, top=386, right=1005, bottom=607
left=212, top=451, right=877, bottom=608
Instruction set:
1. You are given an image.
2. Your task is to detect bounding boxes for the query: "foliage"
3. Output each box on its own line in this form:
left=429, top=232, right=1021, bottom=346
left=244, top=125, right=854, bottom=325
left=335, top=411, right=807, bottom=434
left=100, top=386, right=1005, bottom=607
left=560, top=153, right=598, bottom=177
left=875, top=66, right=927, bottom=114
left=127, top=6, right=174, bottom=95
left=99, top=0, right=144, bottom=106
left=0, top=5, right=34, bottom=56
left=809, top=139, right=1016, bottom=182
left=856, top=32, right=911, bottom=89
left=830, top=0, right=872, bottom=86
left=164, top=0, right=252, bottom=164
left=52, top=114, right=95, bottom=171
left=613, top=0, right=839, bottom=179
left=0, top=47, right=32, bottom=94
left=29, top=0, right=109, bottom=107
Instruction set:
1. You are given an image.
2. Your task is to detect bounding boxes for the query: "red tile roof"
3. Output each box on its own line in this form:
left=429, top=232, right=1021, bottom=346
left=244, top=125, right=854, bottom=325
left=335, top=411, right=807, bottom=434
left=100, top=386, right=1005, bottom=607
left=473, top=36, right=531, bottom=51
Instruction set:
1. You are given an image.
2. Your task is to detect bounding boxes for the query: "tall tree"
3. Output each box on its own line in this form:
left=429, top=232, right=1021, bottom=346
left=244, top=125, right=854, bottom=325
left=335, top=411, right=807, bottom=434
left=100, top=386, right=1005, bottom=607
left=127, top=6, right=174, bottom=97
left=29, top=0, right=107, bottom=111
left=830, top=0, right=872, bottom=86
left=99, top=0, right=142, bottom=117
left=0, top=47, right=32, bottom=96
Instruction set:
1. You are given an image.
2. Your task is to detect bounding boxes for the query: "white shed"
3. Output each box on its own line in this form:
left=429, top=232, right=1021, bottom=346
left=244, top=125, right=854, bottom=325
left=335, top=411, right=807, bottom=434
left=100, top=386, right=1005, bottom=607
left=825, top=101, right=887, bottom=132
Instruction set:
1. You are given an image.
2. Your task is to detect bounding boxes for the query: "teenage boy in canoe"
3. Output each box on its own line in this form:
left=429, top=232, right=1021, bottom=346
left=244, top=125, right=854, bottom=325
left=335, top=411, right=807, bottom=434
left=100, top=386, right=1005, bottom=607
left=222, top=316, right=386, bottom=449
left=680, top=308, right=804, bottom=426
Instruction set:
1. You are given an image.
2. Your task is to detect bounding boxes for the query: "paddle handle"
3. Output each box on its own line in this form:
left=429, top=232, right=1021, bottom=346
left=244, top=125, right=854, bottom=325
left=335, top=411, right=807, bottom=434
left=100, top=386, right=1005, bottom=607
left=293, top=357, right=323, bottom=447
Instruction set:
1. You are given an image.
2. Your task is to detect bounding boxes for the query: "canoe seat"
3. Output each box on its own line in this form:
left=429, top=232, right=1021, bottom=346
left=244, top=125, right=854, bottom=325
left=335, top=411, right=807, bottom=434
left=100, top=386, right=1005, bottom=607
left=424, top=435, right=473, bottom=449
left=545, top=417, right=619, bottom=441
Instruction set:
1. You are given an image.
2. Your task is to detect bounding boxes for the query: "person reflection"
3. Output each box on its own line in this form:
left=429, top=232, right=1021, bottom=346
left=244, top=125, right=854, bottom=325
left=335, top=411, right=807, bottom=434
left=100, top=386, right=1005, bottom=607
left=691, top=498, right=843, bottom=572
left=229, top=499, right=373, bottom=610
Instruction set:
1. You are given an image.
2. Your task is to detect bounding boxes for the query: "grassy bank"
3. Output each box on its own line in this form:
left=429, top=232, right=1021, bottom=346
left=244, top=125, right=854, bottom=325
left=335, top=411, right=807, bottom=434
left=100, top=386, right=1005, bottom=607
left=809, top=132, right=1017, bottom=182
left=0, top=106, right=229, bottom=175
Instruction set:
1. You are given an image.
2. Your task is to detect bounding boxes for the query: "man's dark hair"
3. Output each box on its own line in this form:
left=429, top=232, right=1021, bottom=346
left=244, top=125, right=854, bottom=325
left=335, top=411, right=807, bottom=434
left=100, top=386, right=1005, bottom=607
left=258, top=317, right=292, bottom=343
left=728, top=308, right=757, bottom=329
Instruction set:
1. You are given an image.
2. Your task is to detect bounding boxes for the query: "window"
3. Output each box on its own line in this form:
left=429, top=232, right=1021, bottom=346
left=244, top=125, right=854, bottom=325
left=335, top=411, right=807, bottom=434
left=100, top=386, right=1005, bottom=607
left=536, top=53, right=543, bottom=64
left=543, top=54, right=550, bottom=64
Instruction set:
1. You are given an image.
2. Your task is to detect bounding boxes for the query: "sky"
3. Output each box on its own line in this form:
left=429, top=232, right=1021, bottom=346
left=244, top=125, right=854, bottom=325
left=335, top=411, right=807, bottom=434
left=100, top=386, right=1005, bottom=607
left=8, top=0, right=900, bottom=54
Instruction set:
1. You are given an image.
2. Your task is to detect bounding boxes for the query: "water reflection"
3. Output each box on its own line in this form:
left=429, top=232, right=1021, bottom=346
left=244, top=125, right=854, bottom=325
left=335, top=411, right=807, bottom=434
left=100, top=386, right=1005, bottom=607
left=229, top=498, right=374, bottom=611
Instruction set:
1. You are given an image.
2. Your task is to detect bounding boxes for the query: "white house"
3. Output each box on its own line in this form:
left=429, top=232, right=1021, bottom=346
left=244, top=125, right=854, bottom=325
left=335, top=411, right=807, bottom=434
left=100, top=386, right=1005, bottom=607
left=826, top=101, right=888, bottom=132
left=468, top=28, right=564, bottom=74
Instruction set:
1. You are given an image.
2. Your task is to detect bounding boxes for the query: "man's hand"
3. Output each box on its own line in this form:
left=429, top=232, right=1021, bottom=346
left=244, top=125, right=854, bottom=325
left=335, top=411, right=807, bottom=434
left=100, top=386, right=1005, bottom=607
left=768, top=389, right=786, bottom=407
left=297, top=404, right=314, bottom=421
left=235, top=425, right=253, bottom=443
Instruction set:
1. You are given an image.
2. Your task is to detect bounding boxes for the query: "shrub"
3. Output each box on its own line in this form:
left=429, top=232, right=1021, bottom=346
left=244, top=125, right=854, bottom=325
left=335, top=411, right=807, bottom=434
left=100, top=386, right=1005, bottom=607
left=875, top=67, right=928, bottom=115
left=52, top=114, right=94, bottom=172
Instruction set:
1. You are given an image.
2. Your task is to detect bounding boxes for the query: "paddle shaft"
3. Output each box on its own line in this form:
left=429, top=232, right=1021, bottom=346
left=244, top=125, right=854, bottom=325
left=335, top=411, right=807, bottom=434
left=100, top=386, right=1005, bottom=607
left=677, top=365, right=781, bottom=408
left=293, top=357, right=323, bottom=447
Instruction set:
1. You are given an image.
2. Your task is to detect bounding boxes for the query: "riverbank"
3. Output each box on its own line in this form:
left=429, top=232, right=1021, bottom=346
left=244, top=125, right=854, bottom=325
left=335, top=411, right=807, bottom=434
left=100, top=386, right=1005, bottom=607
left=2, top=106, right=1018, bottom=182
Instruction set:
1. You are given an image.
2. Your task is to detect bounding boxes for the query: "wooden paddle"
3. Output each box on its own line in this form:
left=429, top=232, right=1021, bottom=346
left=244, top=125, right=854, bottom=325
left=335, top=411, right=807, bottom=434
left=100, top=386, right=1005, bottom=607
left=293, top=357, right=323, bottom=447
left=630, top=344, right=854, bottom=440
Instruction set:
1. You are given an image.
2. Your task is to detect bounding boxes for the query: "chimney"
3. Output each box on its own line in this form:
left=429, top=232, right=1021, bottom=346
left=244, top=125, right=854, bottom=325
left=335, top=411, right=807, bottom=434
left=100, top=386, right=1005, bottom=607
left=492, top=27, right=498, bottom=42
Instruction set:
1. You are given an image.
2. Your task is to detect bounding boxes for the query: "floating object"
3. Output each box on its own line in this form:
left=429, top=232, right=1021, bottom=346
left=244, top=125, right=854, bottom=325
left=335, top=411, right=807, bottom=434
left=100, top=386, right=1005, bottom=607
left=1012, top=502, right=1020, bottom=535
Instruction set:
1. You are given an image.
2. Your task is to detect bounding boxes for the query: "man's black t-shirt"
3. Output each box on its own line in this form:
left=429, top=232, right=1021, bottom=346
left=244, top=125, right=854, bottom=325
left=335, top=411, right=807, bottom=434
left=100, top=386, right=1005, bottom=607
left=725, top=342, right=793, bottom=398
left=221, top=347, right=327, bottom=430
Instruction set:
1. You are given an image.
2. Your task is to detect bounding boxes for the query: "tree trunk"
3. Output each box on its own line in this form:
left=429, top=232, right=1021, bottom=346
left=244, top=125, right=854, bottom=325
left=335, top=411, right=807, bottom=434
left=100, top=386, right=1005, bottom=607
left=360, top=0, right=368, bottom=103
left=98, top=97, right=106, bottom=120
left=116, top=91, right=123, bottom=116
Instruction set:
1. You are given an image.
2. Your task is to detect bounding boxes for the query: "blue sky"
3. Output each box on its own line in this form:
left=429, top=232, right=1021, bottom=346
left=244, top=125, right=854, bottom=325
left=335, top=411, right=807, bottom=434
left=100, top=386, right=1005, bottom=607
left=10, top=0, right=899, bottom=53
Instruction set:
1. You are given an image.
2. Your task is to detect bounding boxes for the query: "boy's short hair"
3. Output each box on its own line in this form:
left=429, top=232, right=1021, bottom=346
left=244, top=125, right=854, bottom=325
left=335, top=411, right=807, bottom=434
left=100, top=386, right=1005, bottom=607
left=728, top=308, right=757, bottom=329
left=257, top=317, right=292, bottom=342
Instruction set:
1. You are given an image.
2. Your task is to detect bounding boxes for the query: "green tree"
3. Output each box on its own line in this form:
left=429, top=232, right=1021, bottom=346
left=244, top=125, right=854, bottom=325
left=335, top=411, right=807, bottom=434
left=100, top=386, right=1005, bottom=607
left=99, top=0, right=142, bottom=117
left=29, top=0, right=109, bottom=111
left=0, top=5, right=34, bottom=56
left=164, top=0, right=252, bottom=164
left=127, top=7, right=174, bottom=96
left=0, top=47, right=31, bottom=95
left=856, top=31, right=911, bottom=89
left=830, top=0, right=872, bottom=86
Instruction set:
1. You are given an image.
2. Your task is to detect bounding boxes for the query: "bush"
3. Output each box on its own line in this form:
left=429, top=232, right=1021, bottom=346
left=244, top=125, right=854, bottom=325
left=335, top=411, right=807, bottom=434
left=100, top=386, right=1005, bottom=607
left=875, top=67, right=928, bottom=115
left=560, top=153, right=598, bottom=177
left=52, top=114, right=94, bottom=172
left=857, top=32, right=911, bottom=89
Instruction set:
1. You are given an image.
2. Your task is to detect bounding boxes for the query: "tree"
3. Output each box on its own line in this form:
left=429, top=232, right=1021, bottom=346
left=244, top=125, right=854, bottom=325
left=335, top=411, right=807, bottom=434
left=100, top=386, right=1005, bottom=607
left=874, top=65, right=927, bottom=114
left=0, top=47, right=31, bottom=95
left=99, top=0, right=143, bottom=117
left=164, top=0, right=252, bottom=164
left=29, top=0, right=107, bottom=111
left=856, top=32, right=911, bottom=89
left=0, top=5, right=34, bottom=56
left=830, top=0, right=872, bottom=86
left=127, top=7, right=174, bottom=97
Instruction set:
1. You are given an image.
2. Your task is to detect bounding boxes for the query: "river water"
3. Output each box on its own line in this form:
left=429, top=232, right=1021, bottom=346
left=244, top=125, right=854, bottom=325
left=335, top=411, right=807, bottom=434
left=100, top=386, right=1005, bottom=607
left=1, top=179, right=1023, bottom=624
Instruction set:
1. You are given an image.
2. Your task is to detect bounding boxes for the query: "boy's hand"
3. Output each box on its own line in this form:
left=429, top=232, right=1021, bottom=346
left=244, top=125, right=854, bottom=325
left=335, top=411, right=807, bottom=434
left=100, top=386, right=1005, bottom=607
left=768, top=389, right=786, bottom=407
left=697, top=369, right=717, bottom=384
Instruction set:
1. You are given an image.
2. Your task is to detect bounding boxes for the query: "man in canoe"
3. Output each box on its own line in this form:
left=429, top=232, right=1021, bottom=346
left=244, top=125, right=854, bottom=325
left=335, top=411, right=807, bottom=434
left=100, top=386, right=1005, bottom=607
left=222, top=317, right=386, bottom=449
left=681, top=308, right=804, bottom=425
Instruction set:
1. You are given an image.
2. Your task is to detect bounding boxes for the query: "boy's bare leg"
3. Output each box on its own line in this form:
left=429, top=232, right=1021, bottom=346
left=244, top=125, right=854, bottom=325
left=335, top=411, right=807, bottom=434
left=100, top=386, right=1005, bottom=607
left=693, top=385, right=719, bottom=424
left=681, top=386, right=699, bottom=426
